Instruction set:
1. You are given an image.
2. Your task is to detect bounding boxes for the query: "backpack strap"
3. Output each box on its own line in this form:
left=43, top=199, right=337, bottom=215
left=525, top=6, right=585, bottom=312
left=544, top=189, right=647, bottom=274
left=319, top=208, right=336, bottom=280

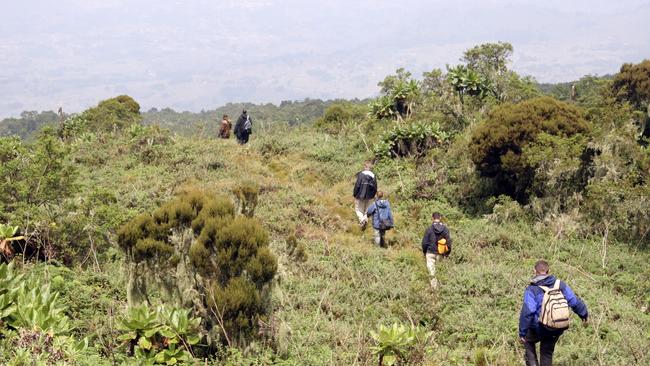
left=538, top=285, right=551, bottom=293
left=553, top=279, right=560, bottom=290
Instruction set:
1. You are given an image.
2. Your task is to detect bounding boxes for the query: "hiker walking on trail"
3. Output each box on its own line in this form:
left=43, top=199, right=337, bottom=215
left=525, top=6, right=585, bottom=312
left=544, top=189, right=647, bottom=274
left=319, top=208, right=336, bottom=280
left=366, top=191, right=393, bottom=247
left=234, top=110, right=253, bottom=144
left=421, top=212, right=452, bottom=289
left=353, top=161, right=377, bottom=230
left=519, top=260, right=588, bottom=366
left=218, top=114, right=232, bottom=139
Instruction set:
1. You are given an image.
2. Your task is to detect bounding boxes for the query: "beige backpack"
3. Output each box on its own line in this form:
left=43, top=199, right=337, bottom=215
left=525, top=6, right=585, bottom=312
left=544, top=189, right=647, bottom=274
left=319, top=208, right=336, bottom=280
left=538, top=279, right=570, bottom=329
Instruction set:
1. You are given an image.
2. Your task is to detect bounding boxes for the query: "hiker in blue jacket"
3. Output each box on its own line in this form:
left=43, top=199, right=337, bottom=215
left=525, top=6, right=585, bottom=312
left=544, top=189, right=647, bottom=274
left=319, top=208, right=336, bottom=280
left=366, top=191, right=393, bottom=247
left=519, top=260, right=589, bottom=366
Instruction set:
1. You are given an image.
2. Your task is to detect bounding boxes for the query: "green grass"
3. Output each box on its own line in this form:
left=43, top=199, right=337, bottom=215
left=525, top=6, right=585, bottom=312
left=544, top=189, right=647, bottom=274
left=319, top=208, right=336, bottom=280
left=4, top=125, right=649, bottom=365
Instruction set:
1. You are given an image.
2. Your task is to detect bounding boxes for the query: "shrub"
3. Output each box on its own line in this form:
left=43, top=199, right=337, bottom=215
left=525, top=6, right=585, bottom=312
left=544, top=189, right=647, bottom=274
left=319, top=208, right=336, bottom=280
left=374, top=121, right=448, bottom=159
left=82, top=95, right=142, bottom=132
left=315, top=103, right=365, bottom=134
left=469, top=96, right=590, bottom=201
left=612, top=59, right=650, bottom=110
left=232, top=181, right=259, bottom=217
left=117, top=189, right=276, bottom=348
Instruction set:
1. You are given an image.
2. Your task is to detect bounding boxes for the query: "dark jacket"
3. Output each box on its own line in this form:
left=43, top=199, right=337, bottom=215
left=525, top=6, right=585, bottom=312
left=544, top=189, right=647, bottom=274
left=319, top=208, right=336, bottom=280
left=353, top=170, right=377, bottom=199
left=518, top=275, right=588, bottom=338
left=234, top=113, right=252, bottom=139
left=366, top=199, right=393, bottom=230
left=421, top=221, right=452, bottom=255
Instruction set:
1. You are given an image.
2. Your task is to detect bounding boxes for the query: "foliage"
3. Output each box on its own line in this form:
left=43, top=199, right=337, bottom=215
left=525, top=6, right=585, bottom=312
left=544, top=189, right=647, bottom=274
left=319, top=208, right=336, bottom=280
left=447, top=65, right=494, bottom=101
left=117, top=188, right=276, bottom=346
left=369, top=68, right=420, bottom=120
left=232, top=181, right=260, bottom=218
left=82, top=95, right=142, bottom=132
left=314, top=102, right=365, bottom=134
left=469, top=96, right=590, bottom=201
left=612, top=59, right=650, bottom=110
left=117, top=305, right=201, bottom=364
left=370, top=323, right=432, bottom=366
left=0, top=110, right=62, bottom=140
left=374, top=121, right=448, bottom=159
left=0, top=263, right=99, bottom=364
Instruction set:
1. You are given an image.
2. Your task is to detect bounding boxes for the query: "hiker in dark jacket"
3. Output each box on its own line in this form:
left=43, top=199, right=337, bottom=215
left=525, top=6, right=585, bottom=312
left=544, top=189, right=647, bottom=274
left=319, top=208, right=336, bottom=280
left=234, top=110, right=252, bottom=144
left=421, top=212, right=452, bottom=289
left=519, top=260, right=588, bottom=366
left=352, top=161, right=377, bottom=230
left=366, top=191, right=393, bottom=247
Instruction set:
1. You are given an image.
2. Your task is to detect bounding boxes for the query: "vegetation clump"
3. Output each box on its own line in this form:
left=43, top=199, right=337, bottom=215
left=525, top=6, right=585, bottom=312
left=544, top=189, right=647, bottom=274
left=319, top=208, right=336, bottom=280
left=117, top=188, right=277, bottom=348
left=469, top=96, right=590, bottom=201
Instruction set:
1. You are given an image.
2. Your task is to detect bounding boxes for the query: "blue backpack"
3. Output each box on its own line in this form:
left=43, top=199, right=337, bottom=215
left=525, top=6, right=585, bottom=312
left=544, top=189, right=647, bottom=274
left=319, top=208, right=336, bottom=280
left=377, top=202, right=394, bottom=230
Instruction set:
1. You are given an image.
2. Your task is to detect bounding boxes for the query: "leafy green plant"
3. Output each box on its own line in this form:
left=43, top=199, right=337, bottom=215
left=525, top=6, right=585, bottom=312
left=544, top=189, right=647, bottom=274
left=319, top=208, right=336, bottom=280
left=370, top=323, right=432, bottom=366
left=117, top=305, right=201, bottom=365
left=447, top=64, right=494, bottom=102
left=374, top=121, right=448, bottom=159
left=0, top=263, right=98, bottom=364
left=0, top=224, right=24, bottom=258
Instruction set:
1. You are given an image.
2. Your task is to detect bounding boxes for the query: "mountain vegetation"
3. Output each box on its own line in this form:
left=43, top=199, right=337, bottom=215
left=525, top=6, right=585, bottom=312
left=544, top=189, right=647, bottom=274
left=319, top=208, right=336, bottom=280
left=0, top=43, right=648, bottom=365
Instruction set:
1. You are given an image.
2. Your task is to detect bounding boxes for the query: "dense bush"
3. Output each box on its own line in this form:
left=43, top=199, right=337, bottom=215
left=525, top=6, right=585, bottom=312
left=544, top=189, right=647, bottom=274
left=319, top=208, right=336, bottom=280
left=82, top=95, right=142, bottom=132
left=612, top=59, right=650, bottom=110
left=117, top=188, right=277, bottom=348
left=611, top=59, right=650, bottom=137
left=469, top=96, right=590, bottom=201
left=314, top=102, right=365, bottom=134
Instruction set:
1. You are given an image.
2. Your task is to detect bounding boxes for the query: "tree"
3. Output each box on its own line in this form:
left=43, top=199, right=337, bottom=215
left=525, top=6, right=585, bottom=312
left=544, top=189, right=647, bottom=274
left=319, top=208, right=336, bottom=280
left=469, top=97, right=590, bottom=201
left=462, top=42, right=513, bottom=77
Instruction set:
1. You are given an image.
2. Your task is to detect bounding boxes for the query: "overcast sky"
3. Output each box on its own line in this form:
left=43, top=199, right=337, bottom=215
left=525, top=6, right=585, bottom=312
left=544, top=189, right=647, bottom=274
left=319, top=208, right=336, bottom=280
left=1, top=0, right=648, bottom=118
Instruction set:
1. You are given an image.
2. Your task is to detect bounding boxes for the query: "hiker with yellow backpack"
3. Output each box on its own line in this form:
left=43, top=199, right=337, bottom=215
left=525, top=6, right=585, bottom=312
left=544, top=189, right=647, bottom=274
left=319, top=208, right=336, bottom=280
left=519, top=260, right=589, bottom=366
left=421, top=212, right=452, bottom=290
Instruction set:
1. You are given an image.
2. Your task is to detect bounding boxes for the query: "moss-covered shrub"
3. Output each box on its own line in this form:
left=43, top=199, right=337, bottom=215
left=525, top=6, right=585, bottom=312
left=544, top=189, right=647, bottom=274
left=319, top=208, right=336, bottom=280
left=117, top=188, right=276, bottom=347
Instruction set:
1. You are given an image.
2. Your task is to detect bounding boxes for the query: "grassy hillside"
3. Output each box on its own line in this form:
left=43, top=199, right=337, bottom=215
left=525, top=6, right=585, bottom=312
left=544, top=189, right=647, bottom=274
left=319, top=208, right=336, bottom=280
left=1, top=47, right=648, bottom=365
left=2, top=122, right=647, bottom=365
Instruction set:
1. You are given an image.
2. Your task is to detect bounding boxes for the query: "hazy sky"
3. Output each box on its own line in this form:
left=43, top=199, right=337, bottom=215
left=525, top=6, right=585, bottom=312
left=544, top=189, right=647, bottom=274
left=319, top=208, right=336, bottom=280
left=1, top=0, right=648, bottom=118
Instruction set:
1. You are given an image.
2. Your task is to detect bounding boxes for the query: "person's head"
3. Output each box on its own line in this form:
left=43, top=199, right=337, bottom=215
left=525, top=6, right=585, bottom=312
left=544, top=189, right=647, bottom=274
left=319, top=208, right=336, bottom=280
left=242, top=109, right=247, bottom=115
left=376, top=191, right=384, bottom=199
left=534, top=260, right=550, bottom=275
left=364, top=161, right=373, bottom=170
left=432, top=212, right=442, bottom=222
left=223, top=114, right=228, bottom=119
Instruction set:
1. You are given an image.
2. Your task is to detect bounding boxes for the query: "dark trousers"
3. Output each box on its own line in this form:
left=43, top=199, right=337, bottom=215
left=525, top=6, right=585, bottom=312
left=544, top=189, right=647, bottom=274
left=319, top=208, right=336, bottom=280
left=524, top=329, right=559, bottom=366
left=237, top=131, right=250, bottom=144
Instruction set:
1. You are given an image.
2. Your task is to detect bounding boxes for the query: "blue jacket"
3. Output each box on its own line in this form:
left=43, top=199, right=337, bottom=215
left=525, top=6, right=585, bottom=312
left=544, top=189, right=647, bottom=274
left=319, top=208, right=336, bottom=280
left=366, top=200, right=393, bottom=230
left=518, top=275, right=588, bottom=337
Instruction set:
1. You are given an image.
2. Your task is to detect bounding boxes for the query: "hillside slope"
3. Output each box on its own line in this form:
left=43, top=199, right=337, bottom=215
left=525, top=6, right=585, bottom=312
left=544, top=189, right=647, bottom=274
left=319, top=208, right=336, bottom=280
left=1, top=120, right=648, bottom=365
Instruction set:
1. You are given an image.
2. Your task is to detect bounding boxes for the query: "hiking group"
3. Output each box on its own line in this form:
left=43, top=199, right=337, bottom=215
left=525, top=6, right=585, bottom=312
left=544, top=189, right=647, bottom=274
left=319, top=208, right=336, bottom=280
left=218, top=110, right=253, bottom=145
left=352, top=161, right=588, bottom=366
